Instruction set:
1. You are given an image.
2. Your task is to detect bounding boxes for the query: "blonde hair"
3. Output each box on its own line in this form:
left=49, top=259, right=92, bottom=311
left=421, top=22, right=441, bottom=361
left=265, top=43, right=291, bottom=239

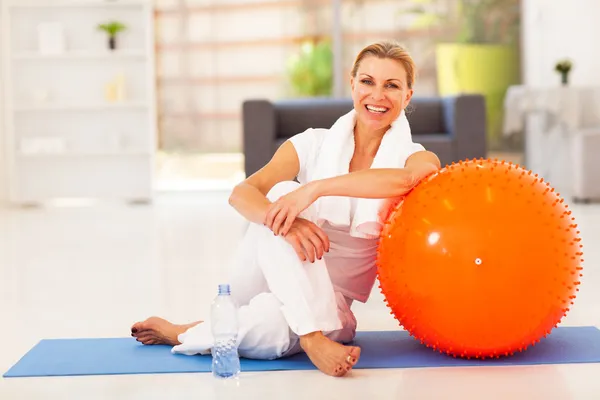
left=350, top=41, right=416, bottom=89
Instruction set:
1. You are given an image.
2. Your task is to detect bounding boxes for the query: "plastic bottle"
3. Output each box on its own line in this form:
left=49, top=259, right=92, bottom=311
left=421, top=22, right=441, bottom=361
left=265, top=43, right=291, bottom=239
left=210, top=283, right=241, bottom=379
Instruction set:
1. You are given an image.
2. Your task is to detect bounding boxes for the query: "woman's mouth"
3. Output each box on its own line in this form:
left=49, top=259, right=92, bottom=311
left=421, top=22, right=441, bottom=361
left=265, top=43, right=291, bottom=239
left=365, top=105, right=389, bottom=114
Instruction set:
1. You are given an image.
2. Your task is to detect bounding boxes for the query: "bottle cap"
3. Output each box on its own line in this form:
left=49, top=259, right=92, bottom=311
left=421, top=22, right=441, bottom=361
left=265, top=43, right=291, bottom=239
left=218, top=284, right=230, bottom=295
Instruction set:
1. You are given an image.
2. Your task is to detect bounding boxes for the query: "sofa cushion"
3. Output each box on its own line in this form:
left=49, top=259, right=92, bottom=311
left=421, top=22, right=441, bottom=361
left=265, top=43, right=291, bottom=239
left=406, top=98, right=446, bottom=135
left=275, top=99, right=353, bottom=139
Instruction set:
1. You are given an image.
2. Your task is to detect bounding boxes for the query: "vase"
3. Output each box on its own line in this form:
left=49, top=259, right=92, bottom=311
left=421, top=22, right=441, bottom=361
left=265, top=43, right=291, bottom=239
left=109, top=36, right=116, bottom=50
left=561, top=72, right=569, bottom=86
left=435, top=43, right=520, bottom=150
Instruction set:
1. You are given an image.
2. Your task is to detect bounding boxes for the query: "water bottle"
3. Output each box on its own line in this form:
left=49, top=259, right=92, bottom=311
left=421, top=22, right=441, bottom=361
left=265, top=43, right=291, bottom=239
left=211, top=283, right=241, bottom=379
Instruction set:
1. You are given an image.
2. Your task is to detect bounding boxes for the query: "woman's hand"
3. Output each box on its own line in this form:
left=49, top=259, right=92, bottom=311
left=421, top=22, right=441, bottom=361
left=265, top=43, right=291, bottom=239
left=283, top=218, right=330, bottom=263
left=264, top=183, right=319, bottom=236
left=378, top=195, right=405, bottom=222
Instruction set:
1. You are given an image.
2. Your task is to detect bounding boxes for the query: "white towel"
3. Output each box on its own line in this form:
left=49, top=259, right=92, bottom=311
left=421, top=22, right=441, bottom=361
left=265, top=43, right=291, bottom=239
left=312, top=109, right=421, bottom=239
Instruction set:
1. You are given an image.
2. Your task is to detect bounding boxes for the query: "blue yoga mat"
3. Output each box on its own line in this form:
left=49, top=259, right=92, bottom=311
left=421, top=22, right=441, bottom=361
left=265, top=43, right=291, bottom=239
left=4, top=326, right=600, bottom=377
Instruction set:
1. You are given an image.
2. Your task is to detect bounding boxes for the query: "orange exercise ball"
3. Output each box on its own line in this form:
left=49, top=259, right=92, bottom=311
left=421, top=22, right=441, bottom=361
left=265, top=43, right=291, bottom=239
left=377, top=158, right=583, bottom=359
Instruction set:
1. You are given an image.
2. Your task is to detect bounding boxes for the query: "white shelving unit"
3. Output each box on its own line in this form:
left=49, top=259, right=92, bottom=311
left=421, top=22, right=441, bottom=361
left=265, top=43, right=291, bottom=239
left=1, top=0, right=156, bottom=204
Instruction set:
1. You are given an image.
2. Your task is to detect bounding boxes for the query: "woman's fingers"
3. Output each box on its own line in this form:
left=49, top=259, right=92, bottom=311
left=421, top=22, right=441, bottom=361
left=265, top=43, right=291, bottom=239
left=280, top=209, right=299, bottom=236
left=287, top=236, right=307, bottom=262
left=286, top=231, right=319, bottom=263
left=282, top=218, right=331, bottom=263
left=272, top=206, right=289, bottom=235
left=299, top=235, right=316, bottom=263
left=312, top=226, right=330, bottom=253
left=266, top=202, right=290, bottom=235
left=264, top=203, right=280, bottom=229
left=306, top=232, right=324, bottom=260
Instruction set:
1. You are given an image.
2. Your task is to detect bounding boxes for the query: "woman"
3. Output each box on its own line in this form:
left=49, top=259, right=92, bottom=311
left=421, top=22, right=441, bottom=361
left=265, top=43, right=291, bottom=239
left=131, top=40, right=441, bottom=377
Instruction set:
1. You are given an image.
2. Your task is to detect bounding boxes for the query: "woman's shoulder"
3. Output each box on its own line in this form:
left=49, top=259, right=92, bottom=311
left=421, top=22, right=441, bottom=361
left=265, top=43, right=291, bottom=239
left=291, top=127, right=329, bottom=139
left=288, top=127, right=328, bottom=151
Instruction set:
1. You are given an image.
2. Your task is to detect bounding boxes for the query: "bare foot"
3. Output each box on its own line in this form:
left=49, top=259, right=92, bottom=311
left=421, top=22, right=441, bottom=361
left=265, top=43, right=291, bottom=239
left=130, top=316, right=201, bottom=346
left=300, top=332, right=361, bottom=377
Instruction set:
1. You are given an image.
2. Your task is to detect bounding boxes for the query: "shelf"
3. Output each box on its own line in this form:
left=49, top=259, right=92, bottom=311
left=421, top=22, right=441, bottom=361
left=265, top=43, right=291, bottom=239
left=13, top=102, right=150, bottom=112
left=7, top=0, right=149, bottom=9
left=156, top=0, right=309, bottom=14
left=155, top=0, right=389, bottom=14
left=4, top=0, right=156, bottom=204
left=12, top=50, right=147, bottom=60
left=157, top=28, right=450, bottom=51
left=17, top=152, right=151, bottom=158
left=159, top=75, right=280, bottom=85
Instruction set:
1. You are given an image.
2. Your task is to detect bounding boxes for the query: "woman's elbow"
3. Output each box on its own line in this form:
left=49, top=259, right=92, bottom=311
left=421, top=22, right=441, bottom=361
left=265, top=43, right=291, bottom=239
left=393, top=169, right=417, bottom=194
left=228, top=183, right=242, bottom=207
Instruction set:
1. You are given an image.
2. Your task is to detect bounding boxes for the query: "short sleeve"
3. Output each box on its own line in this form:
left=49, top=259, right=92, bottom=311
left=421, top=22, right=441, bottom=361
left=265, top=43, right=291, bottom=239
left=287, top=128, right=324, bottom=184
left=402, top=141, right=427, bottom=167
left=409, top=141, right=426, bottom=154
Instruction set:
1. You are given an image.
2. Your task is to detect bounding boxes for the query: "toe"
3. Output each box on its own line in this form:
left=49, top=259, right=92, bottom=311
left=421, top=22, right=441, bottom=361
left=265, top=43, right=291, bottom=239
left=334, top=364, right=347, bottom=377
left=136, top=334, right=153, bottom=344
left=348, top=347, right=361, bottom=365
left=131, top=320, right=150, bottom=333
left=133, top=329, right=152, bottom=338
left=132, top=316, right=163, bottom=333
left=131, top=322, right=141, bottom=333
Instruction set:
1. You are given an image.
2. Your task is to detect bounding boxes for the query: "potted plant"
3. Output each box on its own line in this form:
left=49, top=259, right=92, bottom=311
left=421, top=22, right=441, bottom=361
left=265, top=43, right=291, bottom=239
left=555, top=59, right=573, bottom=86
left=404, top=0, right=521, bottom=149
left=286, top=39, right=333, bottom=97
left=97, top=21, right=127, bottom=50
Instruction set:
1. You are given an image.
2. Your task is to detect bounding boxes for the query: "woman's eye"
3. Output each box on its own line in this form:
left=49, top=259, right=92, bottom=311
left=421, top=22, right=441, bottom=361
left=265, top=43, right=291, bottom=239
left=360, top=79, right=399, bottom=89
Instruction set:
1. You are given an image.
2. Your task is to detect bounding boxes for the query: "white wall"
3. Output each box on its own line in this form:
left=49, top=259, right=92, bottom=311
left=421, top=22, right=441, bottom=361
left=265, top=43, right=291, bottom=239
left=522, top=0, right=600, bottom=87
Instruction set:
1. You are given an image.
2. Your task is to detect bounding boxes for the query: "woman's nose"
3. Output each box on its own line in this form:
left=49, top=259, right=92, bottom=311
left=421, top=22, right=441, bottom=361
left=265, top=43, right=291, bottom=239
left=370, top=86, right=385, bottom=100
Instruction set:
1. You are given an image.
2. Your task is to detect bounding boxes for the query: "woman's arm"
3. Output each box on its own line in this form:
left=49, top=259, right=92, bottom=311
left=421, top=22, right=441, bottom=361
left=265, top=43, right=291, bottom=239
left=229, top=140, right=332, bottom=262
left=265, top=151, right=441, bottom=235
left=228, top=141, right=300, bottom=225
left=312, top=150, right=441, bottom=199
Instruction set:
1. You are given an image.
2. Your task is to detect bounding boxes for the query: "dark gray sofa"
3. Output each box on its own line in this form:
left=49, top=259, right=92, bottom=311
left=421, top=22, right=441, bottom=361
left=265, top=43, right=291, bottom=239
left=242, top=95, right=486, bottom=177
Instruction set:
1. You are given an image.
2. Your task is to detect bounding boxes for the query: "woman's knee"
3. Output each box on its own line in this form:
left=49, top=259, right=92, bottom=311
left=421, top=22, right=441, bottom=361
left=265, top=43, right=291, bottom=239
left=266, top=181, right=301, bottom=202
left=236, top=293, right=292, bottom=360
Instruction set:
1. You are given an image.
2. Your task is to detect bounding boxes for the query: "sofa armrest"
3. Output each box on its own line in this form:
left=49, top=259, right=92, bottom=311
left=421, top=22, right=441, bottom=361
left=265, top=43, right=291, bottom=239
left=242, top=100, right=277, bottom=177
left=442, top=94, right=487, bottom=161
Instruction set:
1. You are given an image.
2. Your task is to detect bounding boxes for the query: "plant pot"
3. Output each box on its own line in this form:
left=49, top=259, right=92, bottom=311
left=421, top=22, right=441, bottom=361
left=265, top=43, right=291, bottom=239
left=108, top=36, right=116, bottom=50
left=435, top=43, right=520, bottom=150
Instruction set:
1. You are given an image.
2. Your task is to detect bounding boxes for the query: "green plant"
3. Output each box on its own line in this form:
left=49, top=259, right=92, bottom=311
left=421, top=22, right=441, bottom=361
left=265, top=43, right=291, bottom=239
left=97, top=21, right=127, bottom=38
left=286, top=40, right=333, bottom=97
left=404, top=0, right=520, bottom=45
left=555, top=59, right=573, bottom=74
left=555, top=59, right=573, bottom=85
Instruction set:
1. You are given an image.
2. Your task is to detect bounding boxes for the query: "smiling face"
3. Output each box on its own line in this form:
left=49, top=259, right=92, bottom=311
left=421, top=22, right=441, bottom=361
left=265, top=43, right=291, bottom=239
left=350, top=55, right=413, bottom=134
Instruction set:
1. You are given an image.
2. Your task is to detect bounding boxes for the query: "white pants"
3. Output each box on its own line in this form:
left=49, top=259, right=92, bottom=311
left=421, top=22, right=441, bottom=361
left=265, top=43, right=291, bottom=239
left=172, top=181, right=357, bottom=360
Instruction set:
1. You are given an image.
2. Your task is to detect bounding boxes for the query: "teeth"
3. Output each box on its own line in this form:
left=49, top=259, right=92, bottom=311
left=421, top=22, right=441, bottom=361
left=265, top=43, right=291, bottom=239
left=366, top=105, right=388, bottom=113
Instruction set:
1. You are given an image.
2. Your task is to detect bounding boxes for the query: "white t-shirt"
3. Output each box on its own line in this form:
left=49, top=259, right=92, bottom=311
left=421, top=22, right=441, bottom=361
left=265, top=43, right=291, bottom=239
left=288, top=128, right=425, bottom=303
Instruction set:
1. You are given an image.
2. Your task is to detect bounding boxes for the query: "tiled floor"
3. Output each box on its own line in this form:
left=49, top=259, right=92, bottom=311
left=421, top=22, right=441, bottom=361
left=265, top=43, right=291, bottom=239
left=0, top=190, right=599, bottom=399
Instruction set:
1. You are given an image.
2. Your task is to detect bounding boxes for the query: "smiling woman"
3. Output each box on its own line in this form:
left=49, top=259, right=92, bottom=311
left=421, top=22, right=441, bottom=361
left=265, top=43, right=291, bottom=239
left=132, top=40, right=440, bottom=378
left=350, top=41, right=416, bottom=138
